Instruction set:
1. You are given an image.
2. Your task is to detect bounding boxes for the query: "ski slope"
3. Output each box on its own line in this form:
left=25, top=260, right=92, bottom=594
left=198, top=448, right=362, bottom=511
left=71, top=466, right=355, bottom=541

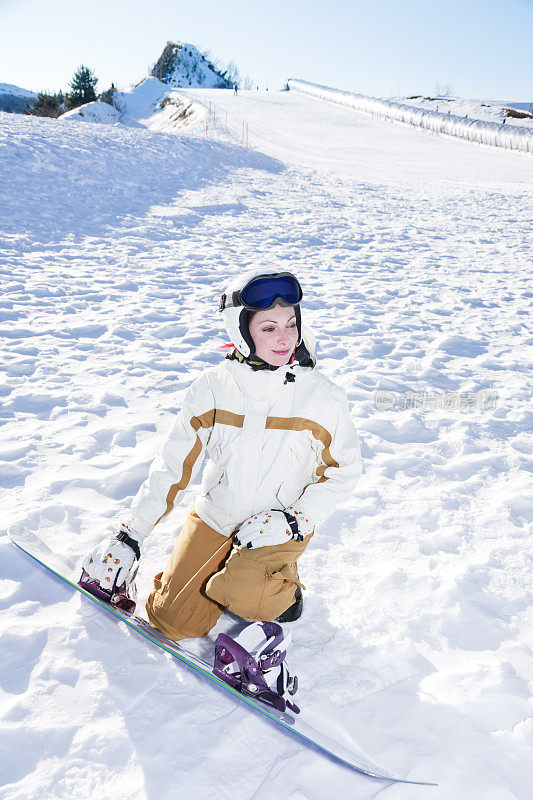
left=1, top=84, right=532, bottom=800
left=183, top=87, right=532, bottom=190
left=286, top=80, right=533, bottom=154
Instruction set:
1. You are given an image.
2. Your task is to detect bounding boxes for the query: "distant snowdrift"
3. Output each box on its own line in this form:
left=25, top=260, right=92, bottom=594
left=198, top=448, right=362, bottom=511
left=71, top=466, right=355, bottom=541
left=59, top=78, right=205, bottom=131
left=61, top=100, right=124, bottom=125
left=288, top=79, right=533, bottom=153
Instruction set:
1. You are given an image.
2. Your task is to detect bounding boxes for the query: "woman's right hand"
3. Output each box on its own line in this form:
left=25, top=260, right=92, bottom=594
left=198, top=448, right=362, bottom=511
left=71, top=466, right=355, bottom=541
left=79, top=524, right=141, bottom=610
left=235, top=508, right=309, bottom=549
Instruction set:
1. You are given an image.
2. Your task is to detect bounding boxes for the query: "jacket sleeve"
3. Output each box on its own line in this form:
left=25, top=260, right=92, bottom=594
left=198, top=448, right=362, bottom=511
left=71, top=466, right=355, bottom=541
left=126, top=376, right=214, bottom=541
left=292, top=385, right=362, bottom=527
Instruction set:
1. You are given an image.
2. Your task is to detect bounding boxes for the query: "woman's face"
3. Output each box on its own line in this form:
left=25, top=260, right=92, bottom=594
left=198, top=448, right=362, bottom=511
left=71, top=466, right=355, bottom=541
left=248, top=303, right=299, bottom=367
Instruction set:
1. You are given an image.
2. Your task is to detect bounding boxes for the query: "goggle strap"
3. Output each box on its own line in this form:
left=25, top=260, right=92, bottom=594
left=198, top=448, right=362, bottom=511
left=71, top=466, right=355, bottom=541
left=219, top=291, right=241, bottom=312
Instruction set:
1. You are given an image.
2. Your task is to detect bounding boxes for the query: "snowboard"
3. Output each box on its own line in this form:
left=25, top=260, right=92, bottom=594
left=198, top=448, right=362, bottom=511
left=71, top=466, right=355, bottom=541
left=8, top=526, right=437, bottom=787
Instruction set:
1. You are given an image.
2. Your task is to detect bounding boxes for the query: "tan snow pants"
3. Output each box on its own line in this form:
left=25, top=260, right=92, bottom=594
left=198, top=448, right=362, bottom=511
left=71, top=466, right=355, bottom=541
left=145, top=506, right=312, bottom=641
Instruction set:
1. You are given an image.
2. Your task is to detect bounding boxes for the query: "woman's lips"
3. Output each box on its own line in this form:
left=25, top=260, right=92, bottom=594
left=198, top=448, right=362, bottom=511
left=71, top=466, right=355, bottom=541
left=273, top=349, right=290, bottom=354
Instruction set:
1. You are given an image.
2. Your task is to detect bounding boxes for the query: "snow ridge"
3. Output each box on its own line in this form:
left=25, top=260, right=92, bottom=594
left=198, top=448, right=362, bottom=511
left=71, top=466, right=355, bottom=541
left=288, top=79, right=533, bottom=153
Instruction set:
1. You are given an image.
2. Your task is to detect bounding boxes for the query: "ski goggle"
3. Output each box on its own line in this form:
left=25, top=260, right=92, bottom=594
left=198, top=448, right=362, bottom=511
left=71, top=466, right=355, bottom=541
left=219, top=272, right=303, bottom=312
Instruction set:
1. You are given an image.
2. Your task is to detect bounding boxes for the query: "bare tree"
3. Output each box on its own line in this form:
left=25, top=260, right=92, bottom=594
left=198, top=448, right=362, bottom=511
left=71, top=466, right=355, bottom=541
left=224, top=59, right=241, bottom=88
left=435, top=83, right=454, bottom=98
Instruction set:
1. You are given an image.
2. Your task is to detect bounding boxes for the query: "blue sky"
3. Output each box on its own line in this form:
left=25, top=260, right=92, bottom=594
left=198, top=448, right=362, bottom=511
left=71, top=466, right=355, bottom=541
left=1, top=0, right=531, bottom=99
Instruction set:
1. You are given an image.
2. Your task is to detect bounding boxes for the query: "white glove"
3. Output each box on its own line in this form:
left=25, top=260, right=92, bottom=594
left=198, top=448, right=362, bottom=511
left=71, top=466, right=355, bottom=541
left=235, top=507, right=314, bottom=549
left=80, top=523, right=141, bottom=607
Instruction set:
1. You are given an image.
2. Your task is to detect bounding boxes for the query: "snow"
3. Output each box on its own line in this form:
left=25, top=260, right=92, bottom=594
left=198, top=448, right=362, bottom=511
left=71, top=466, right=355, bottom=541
left=0, top=82, right=532, bottom=800
left=111, top=77, right=177, bottom=122
left=60, top=100, right=123, bottom=125
left=59, top=78, right=206, bottom=131
left=386, top=97, right=533, bottom=130
left=152, top=41, right=231, bottom=89
left=0, top=83, right=38, bottom=98
left=289, top=79, right=533, bottom=153
left=0, top=84, right=38, bottom=114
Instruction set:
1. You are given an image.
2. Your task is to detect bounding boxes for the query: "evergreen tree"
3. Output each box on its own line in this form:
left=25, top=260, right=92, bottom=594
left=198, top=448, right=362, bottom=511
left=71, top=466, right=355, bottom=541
left=99, top=82, right=117, bottom=105
left=25, top=92, right=63, bottom=118
left=65, top=65, right=98, bottom=110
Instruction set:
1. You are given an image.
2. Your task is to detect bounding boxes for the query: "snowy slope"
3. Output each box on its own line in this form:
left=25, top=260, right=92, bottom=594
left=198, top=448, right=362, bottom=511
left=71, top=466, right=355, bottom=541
left=0, top=83, right=37, bottom=113
left=288, top=80, right=533, bottom=153
left=179, top=88, right=533, bottom=191
left=0, top=83, right=38, bottom=98
left=60, top=100, right=124, bottom=126
left=1, top=86, right=532, bottom=800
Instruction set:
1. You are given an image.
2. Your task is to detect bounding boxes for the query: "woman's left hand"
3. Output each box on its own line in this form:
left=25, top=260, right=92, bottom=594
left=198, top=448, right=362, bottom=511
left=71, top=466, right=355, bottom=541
left=236, top=507, right=314, bottom=549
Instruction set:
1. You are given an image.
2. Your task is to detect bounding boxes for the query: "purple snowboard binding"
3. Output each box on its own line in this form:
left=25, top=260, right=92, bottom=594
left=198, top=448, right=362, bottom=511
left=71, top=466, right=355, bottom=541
left=78, top=567, right=138, bottom=613
left=213, top=621, right=300, bottom=714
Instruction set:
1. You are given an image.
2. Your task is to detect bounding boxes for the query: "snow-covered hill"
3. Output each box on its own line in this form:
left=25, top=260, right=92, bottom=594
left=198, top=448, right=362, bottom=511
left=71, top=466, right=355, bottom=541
left=0, top=86, right=532, bottom=800
left=0, top=83, right=37, bottom=97
left=60, top=99, right=123, bottom=125
left=150, top=41, right=232, bottom=88
left=59, top=77, right=206, bottom=131
left=0, top=83, right=37, bottom=113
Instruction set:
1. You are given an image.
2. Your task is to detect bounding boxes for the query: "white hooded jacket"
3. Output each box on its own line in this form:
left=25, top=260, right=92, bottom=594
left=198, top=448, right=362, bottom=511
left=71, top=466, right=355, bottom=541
left=127, top=333, right=362, bottom=541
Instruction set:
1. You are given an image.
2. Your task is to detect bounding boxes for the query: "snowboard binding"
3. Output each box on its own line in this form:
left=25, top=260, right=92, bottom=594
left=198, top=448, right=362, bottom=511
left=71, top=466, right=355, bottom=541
left=213, top=621, right=300, bottom=714
left=78, top=568, right=138, bottom=613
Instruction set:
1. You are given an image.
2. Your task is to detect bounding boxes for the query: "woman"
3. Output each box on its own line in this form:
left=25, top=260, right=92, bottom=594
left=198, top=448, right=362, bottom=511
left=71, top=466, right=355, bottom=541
left=81, top=269, right=362, bottom=640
